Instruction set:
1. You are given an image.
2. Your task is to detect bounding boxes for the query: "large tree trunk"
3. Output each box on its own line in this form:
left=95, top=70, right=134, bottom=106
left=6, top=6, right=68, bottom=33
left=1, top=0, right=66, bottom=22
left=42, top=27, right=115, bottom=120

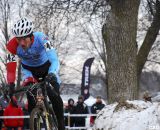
left=103, top=0, right=140, bottom=103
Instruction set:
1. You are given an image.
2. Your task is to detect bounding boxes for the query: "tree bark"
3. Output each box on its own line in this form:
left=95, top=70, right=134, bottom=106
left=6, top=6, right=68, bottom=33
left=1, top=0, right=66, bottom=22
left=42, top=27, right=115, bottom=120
left=103, top=0, right=140, bottom=103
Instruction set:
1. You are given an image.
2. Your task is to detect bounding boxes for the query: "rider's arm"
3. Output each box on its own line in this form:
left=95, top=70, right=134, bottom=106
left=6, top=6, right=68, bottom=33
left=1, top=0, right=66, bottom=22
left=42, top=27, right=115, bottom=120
left=6, top=53, right=17, bottom=84
left=39, top=33, right=60, bottom=74
left=46, top=48, right=60, bottom=74
left=6, top=37, right=36, bottom=85
left=6, top=37, right=18, bottom=84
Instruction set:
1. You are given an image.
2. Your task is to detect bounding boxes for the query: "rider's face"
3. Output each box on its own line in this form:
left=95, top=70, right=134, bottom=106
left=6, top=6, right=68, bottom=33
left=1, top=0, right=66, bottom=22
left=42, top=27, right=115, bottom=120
left=16, top=36, right=33, bottom=50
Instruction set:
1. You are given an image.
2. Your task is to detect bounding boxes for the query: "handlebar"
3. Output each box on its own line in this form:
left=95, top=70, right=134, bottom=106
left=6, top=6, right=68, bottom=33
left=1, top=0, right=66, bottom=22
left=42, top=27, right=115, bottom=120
left=14, top=81, right=45, bottom=94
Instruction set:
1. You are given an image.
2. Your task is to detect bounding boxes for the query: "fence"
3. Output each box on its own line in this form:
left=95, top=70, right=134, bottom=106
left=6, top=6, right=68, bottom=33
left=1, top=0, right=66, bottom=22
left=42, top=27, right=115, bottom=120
left=0, top=113, right=97, bottom=130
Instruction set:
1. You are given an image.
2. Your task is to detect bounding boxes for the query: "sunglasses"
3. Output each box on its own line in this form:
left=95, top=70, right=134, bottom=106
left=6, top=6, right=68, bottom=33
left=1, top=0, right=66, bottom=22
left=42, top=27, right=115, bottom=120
left=16, top=36, right=30, bottom=41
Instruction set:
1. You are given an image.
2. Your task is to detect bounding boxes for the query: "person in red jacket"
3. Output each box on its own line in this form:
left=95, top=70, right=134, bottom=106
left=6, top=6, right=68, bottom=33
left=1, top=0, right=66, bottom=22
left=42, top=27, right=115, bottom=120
left=3, top=96, right=24, bottom=130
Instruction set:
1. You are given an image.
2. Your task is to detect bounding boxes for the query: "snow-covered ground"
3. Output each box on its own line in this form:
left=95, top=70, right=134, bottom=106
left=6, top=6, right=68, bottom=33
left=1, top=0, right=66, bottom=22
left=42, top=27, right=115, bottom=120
left=93, top=100, right=160, bottom=130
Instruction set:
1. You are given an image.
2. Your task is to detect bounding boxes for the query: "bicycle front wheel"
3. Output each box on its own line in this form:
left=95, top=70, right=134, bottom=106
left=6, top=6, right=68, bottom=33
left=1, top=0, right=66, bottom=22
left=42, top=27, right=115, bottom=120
left=30, top=107, right=58, bottom=130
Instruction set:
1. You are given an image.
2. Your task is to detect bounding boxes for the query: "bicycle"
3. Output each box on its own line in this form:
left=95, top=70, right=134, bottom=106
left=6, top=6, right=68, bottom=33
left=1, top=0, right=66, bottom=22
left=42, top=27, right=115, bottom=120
left=14, top=81, right=58, bottom=130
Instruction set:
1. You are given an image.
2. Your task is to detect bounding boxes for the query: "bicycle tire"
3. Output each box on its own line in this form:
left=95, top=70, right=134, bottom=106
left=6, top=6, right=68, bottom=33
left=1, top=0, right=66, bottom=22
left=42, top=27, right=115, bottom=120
left=44, top=97, right=58, bottom=130
left=30, top=107, right=58, bottom=130
left=30, top=107, right=44, bottom=130
left=48, top=106, right=58, bottom=130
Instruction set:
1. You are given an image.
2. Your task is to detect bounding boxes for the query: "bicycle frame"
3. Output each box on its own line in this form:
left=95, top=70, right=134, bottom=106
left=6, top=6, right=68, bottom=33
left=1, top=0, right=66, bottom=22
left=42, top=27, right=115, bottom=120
left=35, top=83, right=53, bottom=130
left=14, top=81, right=58, bottom=130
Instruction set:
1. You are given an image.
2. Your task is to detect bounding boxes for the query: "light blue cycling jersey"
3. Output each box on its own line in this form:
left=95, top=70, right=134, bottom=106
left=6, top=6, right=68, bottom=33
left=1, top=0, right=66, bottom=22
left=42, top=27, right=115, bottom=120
left=16, top=32, right=60, bottom=83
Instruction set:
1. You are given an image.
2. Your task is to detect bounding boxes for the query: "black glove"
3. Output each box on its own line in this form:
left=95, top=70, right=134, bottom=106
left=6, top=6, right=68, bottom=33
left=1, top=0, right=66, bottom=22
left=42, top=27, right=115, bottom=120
left=8, top=83, right=15, bottom=97
left=45, top=73, right=57, bottom=84
left=45, top=73, right=60, bottom=95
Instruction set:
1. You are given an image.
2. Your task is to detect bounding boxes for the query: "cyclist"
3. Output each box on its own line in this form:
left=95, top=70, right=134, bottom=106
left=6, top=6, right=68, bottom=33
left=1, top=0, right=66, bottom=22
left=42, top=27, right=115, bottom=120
left=6, top=17, right=65, bottom=130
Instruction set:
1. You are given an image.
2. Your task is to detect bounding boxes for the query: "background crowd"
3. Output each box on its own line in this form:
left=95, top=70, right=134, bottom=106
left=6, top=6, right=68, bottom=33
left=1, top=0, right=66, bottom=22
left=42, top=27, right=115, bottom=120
left=64, top=95, right=105, bottom=129
left=0, top=95, right=105, bottom=130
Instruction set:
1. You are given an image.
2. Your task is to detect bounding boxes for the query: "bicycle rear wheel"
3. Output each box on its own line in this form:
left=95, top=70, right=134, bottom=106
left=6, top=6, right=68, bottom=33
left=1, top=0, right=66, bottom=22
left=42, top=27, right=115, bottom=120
left=30, top=107, right=58, bottom=130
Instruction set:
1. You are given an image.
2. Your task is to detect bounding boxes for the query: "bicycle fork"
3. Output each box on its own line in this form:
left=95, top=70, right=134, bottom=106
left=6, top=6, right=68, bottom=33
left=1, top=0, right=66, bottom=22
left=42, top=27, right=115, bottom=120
left=45, top=111, right=50, bottom=130
left=36, top=89, right=52, bottom=130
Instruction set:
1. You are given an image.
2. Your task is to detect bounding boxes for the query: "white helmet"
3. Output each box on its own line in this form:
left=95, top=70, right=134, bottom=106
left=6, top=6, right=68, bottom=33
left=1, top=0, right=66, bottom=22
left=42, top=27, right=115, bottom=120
left=12, top=17, right=33, bottom=37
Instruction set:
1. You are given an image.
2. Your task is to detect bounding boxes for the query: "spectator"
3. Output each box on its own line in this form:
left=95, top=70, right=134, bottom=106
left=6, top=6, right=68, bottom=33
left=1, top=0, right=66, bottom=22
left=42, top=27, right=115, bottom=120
left=73, top=95, right=88, bottom=130
left=0, top=104, right=4, bottom=129
left=3, top=96, right=24, bottom=130
left=90, top=96, right=105, bottom=125
left=64, top=98, right=75, bottom=127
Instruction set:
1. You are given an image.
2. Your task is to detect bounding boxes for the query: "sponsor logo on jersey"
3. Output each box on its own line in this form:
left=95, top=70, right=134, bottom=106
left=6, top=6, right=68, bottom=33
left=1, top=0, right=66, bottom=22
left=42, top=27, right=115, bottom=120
left=42, top=36, right=49, bottom=41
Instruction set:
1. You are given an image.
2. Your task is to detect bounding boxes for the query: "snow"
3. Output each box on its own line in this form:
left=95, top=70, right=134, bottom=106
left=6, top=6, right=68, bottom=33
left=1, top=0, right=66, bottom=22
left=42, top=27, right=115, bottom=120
left=84, top=96, right=106, bottom=107
left=84, top=96, right=97, bottom=106
left=93, top=100, right=160, bottom=130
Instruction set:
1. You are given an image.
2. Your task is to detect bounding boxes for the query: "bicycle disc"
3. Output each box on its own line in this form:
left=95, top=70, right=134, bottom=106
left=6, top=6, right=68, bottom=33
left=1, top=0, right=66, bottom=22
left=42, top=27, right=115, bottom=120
left=30, top=107, right=58, bottom=130
left=30, top=107, right=46, bottom=130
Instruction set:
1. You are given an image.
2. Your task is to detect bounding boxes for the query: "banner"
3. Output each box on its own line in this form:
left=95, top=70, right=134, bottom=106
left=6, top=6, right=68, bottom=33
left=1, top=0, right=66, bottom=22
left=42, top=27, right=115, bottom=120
left=81, top=57, right=94, bottom=100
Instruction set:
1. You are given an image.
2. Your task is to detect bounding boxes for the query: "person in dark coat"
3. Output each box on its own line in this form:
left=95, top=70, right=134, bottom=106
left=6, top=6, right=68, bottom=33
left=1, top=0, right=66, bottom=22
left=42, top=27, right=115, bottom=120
left=90, top=96, right=105, bottom=125
left=64, top=98, right=75, bottom=127
left=73, top=95, right=88, bottom=129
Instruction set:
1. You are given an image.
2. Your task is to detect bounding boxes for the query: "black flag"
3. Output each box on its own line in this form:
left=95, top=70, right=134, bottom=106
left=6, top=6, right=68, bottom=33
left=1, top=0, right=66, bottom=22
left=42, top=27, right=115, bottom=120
left=81, top=57, right=94, bottom=100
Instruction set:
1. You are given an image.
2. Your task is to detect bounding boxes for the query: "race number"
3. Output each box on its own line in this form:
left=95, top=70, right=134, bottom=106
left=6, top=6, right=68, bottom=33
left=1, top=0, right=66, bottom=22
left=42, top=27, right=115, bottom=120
left=6, top=53, right=16, bottom=63
left=44, top=41, right=54, bottom=51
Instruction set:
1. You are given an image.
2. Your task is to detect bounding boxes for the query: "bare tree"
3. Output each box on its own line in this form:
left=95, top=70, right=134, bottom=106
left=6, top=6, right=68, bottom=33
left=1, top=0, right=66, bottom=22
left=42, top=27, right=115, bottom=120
left=0, top=0, right=11, bottom=43
left=0, top=0, right=26, bottom=90
left=58, top=0, right=160, bottom=103
left=25, top=0, right=76, bottom=83
left=102, top=0, right=140, bottom=103
left=78, top=19, right=108, bottom=85
left=137, top=0, right=160, bottom=77
left=17, top=0, right=26, bottom=17
left=0, top=0, right=159, bottom=103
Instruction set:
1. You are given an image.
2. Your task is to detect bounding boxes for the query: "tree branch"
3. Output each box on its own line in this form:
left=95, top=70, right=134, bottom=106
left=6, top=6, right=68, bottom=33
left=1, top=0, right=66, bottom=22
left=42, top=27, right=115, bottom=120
left=137, top=0, right=160, bottom=76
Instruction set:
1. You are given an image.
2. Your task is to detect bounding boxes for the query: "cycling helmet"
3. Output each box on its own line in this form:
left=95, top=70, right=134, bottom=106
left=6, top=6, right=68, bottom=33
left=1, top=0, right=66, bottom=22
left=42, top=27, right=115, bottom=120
left=12, top=17, right=33, bottom=37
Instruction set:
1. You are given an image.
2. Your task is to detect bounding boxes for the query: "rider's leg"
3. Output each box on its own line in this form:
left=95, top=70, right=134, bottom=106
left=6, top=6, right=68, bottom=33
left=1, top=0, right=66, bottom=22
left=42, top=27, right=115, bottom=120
left=46, top=82, right=65, bottom=130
